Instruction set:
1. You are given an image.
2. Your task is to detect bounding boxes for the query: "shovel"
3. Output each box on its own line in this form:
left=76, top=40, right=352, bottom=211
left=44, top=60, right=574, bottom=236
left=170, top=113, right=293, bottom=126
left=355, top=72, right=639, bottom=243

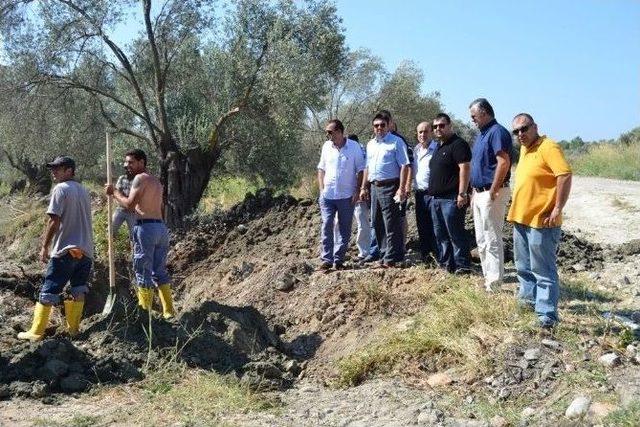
left=102, top=132, right=117, bottom=314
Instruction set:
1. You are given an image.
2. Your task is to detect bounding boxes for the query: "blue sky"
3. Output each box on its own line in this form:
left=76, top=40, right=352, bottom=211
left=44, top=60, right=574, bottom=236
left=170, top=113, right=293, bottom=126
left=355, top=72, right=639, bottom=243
left=334, top=0, right=640, bottom=141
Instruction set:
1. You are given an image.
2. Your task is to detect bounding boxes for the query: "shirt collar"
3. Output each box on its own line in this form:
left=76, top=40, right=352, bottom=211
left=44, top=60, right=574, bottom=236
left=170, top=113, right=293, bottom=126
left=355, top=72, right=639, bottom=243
left=480, top=118, right=497, bottom=133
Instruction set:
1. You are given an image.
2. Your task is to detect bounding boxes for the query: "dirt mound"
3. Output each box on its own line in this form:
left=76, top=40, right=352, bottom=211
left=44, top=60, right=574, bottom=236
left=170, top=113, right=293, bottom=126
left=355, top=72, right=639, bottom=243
left=0, top=188, right=630, bottom=400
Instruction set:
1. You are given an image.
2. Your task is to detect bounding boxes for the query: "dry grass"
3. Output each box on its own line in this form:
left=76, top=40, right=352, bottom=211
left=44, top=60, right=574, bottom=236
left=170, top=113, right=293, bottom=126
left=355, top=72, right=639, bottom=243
left=336, top=275, right=533, bottom=387
left=0, top=194, right=46, bottom=262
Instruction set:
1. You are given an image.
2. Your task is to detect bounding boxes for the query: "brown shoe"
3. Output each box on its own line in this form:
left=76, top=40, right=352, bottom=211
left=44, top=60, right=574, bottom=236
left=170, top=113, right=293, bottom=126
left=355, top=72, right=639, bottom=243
left=318, top=262, right=333, bottom=271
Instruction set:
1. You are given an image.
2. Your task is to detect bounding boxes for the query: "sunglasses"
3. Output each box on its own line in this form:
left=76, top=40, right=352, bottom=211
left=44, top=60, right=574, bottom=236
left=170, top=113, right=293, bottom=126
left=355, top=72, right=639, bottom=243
left=432, top=123, right=447, bottom=130
left=512, top=124, right=531, bottom=135
left=325, top=130, right=334, bottom=136
left=373, top=122, right=387, bottom=128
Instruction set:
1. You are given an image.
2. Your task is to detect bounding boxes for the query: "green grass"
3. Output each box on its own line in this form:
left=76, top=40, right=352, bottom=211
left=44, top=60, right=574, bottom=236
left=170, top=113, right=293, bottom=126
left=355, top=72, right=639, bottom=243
left=604, top=400, right=640, bottom=426
left=0, top=194, right=45, bottom=262
left=336, top=276, right=533, bottom=387
left=33, top=415, right=102, bottom=427
left=199, top=175, right=263, bottom=213
left=92, top=204, right=131, bottom=261
left=573, top=141, right=640, bottom=181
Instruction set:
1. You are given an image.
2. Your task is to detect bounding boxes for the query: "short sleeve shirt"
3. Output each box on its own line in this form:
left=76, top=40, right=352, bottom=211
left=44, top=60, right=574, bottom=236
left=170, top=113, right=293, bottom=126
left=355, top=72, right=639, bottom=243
left=317, top=138, right=366, bottom=200
left=413, top=140, right=438, bottom=191
left=470, top=119, right=513, bottom=188
left=366, top=133, right=410, bottom=182
left=507, top=136, right=572, bottom=228
left=428, top=134, right=472, bottom=196
left=47, top=181, right=94, bottom=259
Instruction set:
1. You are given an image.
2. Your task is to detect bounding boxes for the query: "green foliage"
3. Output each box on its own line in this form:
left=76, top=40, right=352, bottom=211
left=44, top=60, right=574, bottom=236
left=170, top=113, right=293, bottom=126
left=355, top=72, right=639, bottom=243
left=573, top=138, right=640, bottom=181
left=199, top=175, right=263, bottom=213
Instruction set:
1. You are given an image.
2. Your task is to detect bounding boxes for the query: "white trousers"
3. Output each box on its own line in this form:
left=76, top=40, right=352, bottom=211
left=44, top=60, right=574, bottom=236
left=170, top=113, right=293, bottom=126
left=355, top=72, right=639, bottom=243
left=472, top=187, right=511, bottom=288
left=334, top=201, right=371, bottom=258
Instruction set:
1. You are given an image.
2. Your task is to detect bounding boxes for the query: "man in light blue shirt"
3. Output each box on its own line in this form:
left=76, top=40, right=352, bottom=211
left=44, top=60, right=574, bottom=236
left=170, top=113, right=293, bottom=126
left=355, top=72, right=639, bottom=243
left=413, top=121, right=439, bottom=263
left=359, top=113, right=410, bottom=267
left=317, top=119, right=366, bottom=269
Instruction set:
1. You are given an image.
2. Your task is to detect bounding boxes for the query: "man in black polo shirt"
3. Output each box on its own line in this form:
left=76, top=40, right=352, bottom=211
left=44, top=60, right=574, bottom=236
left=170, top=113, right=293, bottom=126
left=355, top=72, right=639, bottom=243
left=428, top=113, right=472, bottom=273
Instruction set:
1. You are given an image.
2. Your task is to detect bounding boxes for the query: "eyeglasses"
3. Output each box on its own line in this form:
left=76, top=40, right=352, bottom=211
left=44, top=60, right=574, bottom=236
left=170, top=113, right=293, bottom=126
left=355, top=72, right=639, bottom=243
left=432, top=123, right=447, bottom=130
left=325, top=130, right=334, bottom=136
left=373, top=122, right=387, bottom=128
left=512, top=124, right=531, bottom=135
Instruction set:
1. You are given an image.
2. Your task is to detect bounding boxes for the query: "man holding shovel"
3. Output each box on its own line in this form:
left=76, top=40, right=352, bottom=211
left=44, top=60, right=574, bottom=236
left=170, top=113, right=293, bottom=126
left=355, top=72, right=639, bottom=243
left=18, top=156, right=93, bottom=341
left=105, top=149, right=175, bottom=319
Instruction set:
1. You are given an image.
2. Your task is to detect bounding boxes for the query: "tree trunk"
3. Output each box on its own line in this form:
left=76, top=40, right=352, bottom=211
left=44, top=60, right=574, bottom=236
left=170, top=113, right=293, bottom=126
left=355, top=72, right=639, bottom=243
left=161, top=145, right=220, bottom=228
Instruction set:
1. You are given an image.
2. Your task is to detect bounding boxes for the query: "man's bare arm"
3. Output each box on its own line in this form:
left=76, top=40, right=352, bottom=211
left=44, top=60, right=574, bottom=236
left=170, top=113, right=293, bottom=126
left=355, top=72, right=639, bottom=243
left=317, top=169, right=325, bottom=194
left=110, top=175, right=144, bottom=210
left=490, top=151, right=511, bottom=200
left=543, top=173, right=572, bottom=227
left=457, top=162, right=471, bottom=208
left=40, top=215, right=60, bottom=263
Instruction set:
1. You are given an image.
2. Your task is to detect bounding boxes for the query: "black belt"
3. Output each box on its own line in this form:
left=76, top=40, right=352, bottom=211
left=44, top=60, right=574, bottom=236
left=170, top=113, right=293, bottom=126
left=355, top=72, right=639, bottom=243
left=371, top=178, right=400, bottom=187
left=136, top=219, right=163, bottom=225
left=473, top=182, right=509, bottom=193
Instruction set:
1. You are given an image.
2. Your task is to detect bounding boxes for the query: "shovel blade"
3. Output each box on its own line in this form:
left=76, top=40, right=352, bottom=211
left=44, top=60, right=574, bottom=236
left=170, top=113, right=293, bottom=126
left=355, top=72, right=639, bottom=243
left=102, top=290, right=117, bottom=314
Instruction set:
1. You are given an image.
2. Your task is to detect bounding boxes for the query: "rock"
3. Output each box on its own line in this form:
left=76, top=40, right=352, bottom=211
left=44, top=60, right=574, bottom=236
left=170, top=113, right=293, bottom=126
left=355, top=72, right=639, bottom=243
left=626, top=344, right=637, bottom=356
left=490, top=415, right=508, bottom=427
left=417, top=409, right=444, bottom=425
left=572, top=263, right=586, bottom=272
left=283, top=359, right=301, bottom=376
left=60, top=374, right=90, bottom=393
left=588, top=401, right=618, bottom=420
left=622, top=276, right=631, bottom=285
left=541, top=339, right=562, bottom=351
left=565, top=395, right=591, bottom=419
left=427, top=372, right=453, bottom=387
left=236, top=224, right=248, bottom=234
left=598, top=353, right=621, bottom=368
left=521, top=407, right=536, bottom=418
left=524, top=348, right=541, bottom=361
left=498, top=387, right=510, bottom=400
left=9, top=381, right=32, bottom=397
left=635, top=354, right=640, bottom=364
left=275, top=273, right=296, bottom=292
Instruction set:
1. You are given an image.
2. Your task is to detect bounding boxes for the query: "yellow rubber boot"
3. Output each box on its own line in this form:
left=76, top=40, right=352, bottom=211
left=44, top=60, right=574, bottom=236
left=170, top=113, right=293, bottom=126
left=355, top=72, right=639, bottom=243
left=64, top=300, right=84, bottom=337
left=158, top=284, right=176, bottom=319
left=17, top=302, right=52, bottom=341
left=137, top=287, right=154, bottom=311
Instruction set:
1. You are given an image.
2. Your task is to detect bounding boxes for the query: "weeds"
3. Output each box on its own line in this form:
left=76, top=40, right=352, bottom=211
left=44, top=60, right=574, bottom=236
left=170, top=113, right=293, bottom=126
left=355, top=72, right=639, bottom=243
left=604, top=400, right=640, bottom=426
left=573, top=141, right=640, bottom=181
left=337, top=276, right=529, bottom=386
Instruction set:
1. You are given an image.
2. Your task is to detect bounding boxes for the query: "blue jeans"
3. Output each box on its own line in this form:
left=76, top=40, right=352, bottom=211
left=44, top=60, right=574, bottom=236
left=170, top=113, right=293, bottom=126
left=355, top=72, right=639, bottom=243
left=415, top=190, right=438, bottom=259
left=133, top=222, right=171, bottom=288
left=430, top=197, right=470, bottom=272
left=320, top=196, right=354, bottom=263
left=40, top=251, right=92, bottom=304
left=371, top=182, right=404, bottom=263
left=513, top=223, right=561, bottom=326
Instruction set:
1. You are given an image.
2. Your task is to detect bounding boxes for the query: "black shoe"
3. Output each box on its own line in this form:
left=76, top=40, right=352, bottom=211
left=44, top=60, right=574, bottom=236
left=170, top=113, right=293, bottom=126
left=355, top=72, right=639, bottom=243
left=334, top=262, right=345, bottom=270
left=454, top=268, right=473, bottom=275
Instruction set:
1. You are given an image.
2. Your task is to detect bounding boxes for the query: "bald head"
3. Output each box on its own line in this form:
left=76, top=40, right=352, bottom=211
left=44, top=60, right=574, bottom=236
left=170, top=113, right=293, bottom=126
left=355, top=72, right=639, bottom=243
left=416, top=121, right=432, bottom=145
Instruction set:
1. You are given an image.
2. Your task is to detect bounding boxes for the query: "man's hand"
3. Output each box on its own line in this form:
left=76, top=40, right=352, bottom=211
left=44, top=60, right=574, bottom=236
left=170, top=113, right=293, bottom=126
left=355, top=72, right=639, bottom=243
left=105, top=184, right=114, bottom=196
left=396, top=187, right=407, bottom=202
left=359, top=188, right=369, bottom=202
left=456, top=194, right=468, bottom=208
left=543, top=207, right=562, bottom=227
left=39, top=247, right=49, bottom=264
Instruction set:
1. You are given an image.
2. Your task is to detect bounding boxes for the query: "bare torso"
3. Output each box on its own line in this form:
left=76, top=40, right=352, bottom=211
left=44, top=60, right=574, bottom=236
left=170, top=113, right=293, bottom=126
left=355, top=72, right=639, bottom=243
left=132, top=172, right=164, bottom=219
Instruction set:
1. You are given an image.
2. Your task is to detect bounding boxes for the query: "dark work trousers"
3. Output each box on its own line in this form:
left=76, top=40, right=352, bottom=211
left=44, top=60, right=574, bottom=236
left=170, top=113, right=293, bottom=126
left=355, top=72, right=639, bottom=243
left=430, top=197, right=471, bottom=272
left=370, top=182, right=404, bottom=263
left=414, top=190, right=438, bottom=260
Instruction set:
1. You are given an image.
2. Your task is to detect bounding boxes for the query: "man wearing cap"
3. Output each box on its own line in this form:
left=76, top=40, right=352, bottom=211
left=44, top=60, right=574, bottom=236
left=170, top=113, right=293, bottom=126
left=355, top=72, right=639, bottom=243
left=18, top=156, right=94, bottom=341
left=360, top=113, right=410, bottom=267
left=469, top=98, right=513, bottom=291
left=105, top=149, right=175, bottom=318
left=508, top=113, right=572, bottom=330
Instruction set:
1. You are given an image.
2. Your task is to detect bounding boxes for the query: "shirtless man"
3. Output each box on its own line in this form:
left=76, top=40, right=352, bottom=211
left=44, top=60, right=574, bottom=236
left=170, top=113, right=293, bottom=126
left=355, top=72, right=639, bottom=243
left=105, top=149, right=175, bottom=318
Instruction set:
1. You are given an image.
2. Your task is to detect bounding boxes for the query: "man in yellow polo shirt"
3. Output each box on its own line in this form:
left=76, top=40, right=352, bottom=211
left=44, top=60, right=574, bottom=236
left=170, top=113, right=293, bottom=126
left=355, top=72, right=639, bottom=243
left=507, top=113, right=572, bottom=331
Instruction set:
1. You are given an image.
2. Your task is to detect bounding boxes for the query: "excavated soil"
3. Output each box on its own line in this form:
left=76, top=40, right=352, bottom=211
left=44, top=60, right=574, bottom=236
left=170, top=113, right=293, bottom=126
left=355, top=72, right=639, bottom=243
left=0, top=189, right=636, bottom=400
